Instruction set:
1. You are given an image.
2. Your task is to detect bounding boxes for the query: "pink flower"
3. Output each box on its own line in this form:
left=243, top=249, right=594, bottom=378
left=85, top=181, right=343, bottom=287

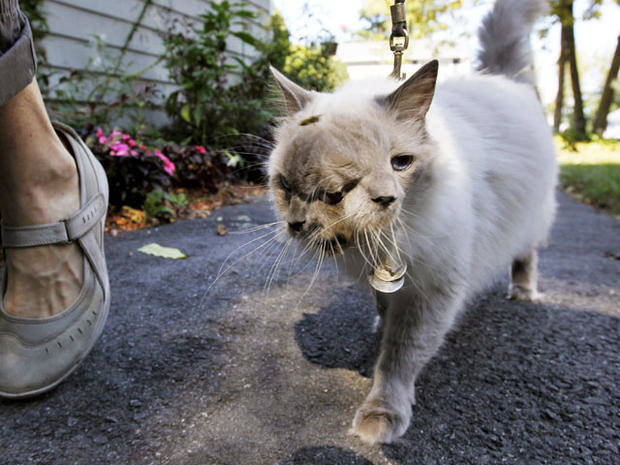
left=109, top=130, right=121, bottom=140
left=130, top=150, right=138, bottom=156
left=95, top=127, right=107, bottom=144
left=194, top=145, right=207, bottom=154
left=110, top=142, right=130, bottom=156
left=128, top=139, right=137, bottom=147
left=154, top=149, right=175, bottom=176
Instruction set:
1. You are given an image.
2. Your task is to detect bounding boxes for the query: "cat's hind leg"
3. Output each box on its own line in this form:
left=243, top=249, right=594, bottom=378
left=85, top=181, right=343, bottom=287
left=508, top=249, right=539, bottom=301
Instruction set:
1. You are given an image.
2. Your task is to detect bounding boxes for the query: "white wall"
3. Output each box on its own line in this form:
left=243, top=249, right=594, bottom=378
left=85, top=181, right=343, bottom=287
left=38, top=0, right=272, bottom=125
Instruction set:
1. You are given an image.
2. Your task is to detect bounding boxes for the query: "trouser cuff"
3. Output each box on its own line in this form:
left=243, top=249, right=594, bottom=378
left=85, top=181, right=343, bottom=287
left=0, top=16, right=36, bottom=106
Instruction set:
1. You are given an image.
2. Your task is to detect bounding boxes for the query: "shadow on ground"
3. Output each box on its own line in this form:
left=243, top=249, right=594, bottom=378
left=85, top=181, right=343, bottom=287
left=293, top=280, right=619, bottom=464
left=1, top=194, right=618, bottom=465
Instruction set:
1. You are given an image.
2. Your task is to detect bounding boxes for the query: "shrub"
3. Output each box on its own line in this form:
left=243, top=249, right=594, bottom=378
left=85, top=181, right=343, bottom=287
left=88, top=128, right=175, bottom=207
left=46, top=36, right=161, bottom=132
left=143, top=189, right=189, bottom=223
left=162, top=4, right=348, bottom=160
left=283, top=44, right=349, bottom=92
left=88, top=127, right=236, bottom=208
left=162, top=1, right=273, bottom=146
left=164, top=144, right=229, bottom=193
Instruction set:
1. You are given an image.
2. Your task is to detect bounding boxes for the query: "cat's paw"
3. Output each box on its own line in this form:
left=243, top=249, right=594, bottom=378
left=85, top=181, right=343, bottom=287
left=507, top=285, right=539, bottom=302
left=349, top=398, right=410, bottom=445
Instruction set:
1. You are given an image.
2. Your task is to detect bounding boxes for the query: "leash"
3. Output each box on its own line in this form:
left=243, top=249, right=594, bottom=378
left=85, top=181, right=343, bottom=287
left=275, top=2, right=408, bottom=293
left=389, top=0, right=409, bottom=80
left=367, top=1, right=410, bottom=294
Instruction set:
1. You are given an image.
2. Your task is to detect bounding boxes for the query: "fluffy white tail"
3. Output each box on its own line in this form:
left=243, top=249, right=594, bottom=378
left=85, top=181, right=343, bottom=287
left=476, top=0, right=548, bottom=85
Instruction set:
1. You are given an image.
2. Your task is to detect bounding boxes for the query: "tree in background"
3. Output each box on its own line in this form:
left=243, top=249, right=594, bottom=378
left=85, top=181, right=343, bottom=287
left=552, top=0, right=587, bottom=138
left=552, top=0, right=620, bottom=139
left=358, top=0, right=469, bottom=40
left=592, top=34, right=620, bottom=136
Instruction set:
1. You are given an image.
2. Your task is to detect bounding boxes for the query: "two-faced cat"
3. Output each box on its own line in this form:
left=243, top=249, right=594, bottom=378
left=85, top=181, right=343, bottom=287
left=267, top=0, right=557, bottom=444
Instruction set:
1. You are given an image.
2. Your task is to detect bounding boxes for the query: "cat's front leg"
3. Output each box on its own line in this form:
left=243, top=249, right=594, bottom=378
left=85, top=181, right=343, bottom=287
left=351, top=290, right=462, bottom=445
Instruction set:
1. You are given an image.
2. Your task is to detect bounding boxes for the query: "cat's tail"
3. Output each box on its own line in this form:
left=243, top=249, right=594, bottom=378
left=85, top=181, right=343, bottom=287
left=476, top=0, right=548, bottom=86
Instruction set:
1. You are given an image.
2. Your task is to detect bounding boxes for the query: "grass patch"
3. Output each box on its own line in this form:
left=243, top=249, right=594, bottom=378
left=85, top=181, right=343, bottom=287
left=556, top=137, right=620, bottom=216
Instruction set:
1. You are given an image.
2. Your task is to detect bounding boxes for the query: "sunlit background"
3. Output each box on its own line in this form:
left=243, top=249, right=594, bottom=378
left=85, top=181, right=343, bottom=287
left=273, top=0, right=620, bottom=132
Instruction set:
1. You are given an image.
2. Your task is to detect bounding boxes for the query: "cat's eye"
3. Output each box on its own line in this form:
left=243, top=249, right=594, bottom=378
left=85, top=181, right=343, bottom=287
left=391, top=154, right=414, bottom=171
left=324, top=191, right=343, bottom=205
left=278, top=174, right=291, bottom=192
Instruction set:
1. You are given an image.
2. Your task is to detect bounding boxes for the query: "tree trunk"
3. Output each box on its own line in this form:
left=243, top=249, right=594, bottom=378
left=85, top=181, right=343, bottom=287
left=593, top=34, right=620, bottom=136
left=564, top=0, right=587, bottom=137
left=554, top=26, right=568, bottom=132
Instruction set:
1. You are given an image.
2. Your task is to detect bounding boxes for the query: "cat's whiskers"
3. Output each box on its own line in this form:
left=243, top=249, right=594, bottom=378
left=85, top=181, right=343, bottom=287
left=217, top=227, right=284, bottom=276
left=299, top=239, right=327, bottom=302
left=230, top=220, right=285, bottom=235
left=255, top=232, right=291, bottom=284
left=197, top=228, right=286, bottom=310
left=266, top=236, right=294, bottom=291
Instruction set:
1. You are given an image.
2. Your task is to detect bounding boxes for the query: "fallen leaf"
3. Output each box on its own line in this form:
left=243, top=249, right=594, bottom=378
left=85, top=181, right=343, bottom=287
left=217, top=224, right=228, bottom=236
left=138, top=243, right=187, bottom=259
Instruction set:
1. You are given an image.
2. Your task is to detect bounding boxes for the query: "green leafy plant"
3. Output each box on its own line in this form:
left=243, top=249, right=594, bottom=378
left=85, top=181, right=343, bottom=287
left=143, top=189, right=189, bottom=223
left=46, top=35, right=161, bottom=131
left=88, top=128, right=174, bottom=208
left=163, top=1, right=272, bottom=146
left=283, top=44, right=349, bottom=92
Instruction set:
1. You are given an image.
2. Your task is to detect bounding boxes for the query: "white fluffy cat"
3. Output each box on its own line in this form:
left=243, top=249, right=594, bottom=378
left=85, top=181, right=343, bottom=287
left=268, top=0, right=557, bottom=444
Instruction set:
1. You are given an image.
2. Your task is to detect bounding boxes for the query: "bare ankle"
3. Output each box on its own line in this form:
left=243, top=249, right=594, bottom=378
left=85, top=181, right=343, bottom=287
left=0, top=140, right=79, bottom=225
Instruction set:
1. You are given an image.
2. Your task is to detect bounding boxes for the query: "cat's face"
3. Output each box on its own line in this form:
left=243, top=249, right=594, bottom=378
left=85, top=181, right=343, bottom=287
left=268, top=61, right=438, bottom=255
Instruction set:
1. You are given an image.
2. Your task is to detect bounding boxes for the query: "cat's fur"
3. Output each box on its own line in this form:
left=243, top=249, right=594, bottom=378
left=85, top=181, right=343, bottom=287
left=267, top=0, right=557, bottom=444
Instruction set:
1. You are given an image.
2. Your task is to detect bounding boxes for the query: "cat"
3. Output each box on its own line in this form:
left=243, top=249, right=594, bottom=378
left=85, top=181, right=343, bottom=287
left=267, top=0, right=557, bottom=445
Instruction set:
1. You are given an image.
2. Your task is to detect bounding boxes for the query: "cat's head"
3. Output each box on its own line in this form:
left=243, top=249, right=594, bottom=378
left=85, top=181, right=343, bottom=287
left=268, top=60, right=438, bottom=256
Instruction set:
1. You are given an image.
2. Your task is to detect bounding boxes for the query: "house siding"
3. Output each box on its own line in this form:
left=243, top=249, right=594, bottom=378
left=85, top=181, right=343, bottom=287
left=38, top=0, right=272, bottom=124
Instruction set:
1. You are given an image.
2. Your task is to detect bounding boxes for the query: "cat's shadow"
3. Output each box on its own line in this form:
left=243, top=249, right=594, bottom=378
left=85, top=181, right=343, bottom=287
left=294, top=284, right=380, bottom=377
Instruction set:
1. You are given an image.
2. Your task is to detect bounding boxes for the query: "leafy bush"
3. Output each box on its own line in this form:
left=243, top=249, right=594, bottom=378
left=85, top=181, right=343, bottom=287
left=283, top=44, right=349, bottom=92
left=164, top=144, right=229, bottom=193
left=143, top=189, right=189, bottom=223
left=162, top=3, right=348, bottom=153
left=163, top=1, right=273, bottom=146
left=88, top=128, right=175, bottom=207
left=47, top=36, right=161, bottom=131
left=88, top=127, right=235, bottom=209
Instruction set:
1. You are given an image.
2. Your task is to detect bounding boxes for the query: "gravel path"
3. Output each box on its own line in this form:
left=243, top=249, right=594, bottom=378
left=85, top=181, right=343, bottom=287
left=2, top=192, right=619, bottom=465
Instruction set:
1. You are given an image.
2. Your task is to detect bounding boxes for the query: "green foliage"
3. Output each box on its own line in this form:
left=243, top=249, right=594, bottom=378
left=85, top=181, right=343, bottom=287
left=283, top=44, right=349, bottom=92
left=143, top=189, right=189, bottom=222
left=163, top=1, right=273, bottom=146
left=359, top=0, right=471, bottom=40
left=557, top=138, right=620, bottom=215
left=559, top=127, right=591, bottom=150
left=46, top=36, right=160, bottom=131
left=163, top=3, right=350, bottom=149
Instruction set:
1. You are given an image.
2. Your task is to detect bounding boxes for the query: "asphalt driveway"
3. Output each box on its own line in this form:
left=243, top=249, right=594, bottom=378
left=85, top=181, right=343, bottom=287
left=2, top=192, right=618, bottom=465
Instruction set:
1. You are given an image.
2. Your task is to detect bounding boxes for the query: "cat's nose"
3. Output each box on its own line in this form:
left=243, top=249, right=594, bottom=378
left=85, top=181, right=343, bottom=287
left=288, top=221, right=305, bottom=233
left=372, top=196, right=397, bottom=207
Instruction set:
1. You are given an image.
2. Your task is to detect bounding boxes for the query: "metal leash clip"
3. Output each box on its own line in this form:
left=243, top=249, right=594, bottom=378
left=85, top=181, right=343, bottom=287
left=389, top=0, right=409, bottom=81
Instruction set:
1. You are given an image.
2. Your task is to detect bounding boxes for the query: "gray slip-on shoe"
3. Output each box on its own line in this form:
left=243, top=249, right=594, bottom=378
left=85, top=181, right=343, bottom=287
left=0, top=122, right=110, bottom=399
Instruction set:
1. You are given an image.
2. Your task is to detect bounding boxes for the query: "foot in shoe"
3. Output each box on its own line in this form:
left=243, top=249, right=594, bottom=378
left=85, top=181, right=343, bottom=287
left=1, top=135, right=83, bottom=318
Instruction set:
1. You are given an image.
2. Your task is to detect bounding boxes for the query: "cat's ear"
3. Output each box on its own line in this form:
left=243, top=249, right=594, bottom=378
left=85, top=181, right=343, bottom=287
left=377, top=59, right=438, bottom=121
left=270, top=66, right=313, bottom=114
